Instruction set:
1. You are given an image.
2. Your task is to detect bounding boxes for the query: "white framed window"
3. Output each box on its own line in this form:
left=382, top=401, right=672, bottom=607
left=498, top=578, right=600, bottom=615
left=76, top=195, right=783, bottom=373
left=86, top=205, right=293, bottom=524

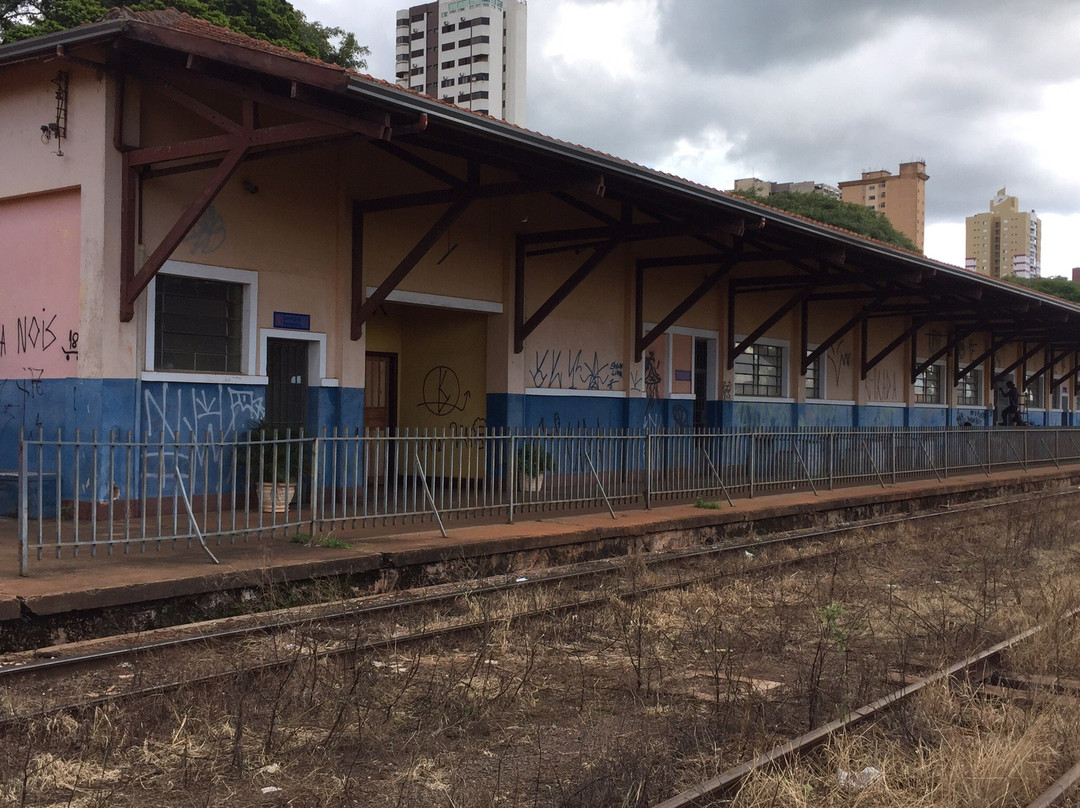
left=914, top=362, right=944, bottom=404
left=144, top=260, right=263, bottom=384
left=1025, top=374, right=1044, bottom=409
left=734, top=338, right=788, bottom=398
left=955, top=367, right=982, bottom=406
left=805, top=347, right=825, bottom=400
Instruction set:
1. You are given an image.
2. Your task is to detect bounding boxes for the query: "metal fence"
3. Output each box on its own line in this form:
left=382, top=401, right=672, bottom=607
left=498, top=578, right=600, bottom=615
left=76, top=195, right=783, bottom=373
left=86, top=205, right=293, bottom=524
left=14, top=426, right=1080, bottom=574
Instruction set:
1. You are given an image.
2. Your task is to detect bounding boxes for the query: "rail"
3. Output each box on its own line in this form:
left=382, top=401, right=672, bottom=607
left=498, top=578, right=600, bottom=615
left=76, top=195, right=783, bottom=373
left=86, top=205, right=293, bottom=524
left=14, top=425, right=1080, bottom=574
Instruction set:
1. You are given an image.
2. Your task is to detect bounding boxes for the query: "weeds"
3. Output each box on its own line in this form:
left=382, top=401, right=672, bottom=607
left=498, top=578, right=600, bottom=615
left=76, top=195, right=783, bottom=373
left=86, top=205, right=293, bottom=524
left=2, top=492, right=1079, bottom=806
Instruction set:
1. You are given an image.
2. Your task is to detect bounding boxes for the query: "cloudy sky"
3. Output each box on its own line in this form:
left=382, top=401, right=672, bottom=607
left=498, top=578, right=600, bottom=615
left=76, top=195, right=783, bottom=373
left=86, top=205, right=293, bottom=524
left=295, top=0, right=1080, bottom=275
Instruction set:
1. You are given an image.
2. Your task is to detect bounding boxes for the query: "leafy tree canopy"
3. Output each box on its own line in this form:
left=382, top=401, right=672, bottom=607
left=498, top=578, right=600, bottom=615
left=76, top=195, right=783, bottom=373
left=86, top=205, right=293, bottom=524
left=1003, top=275, right=1080, bottom=304
left=734, top=189, right=921, bottom=253
left=1, top=0, right=368, bottom=69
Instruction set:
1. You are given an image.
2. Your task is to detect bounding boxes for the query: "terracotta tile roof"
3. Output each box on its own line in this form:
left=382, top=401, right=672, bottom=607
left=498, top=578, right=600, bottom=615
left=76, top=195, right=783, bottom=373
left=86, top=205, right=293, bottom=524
left=103, top=7, right=351, bottom=74
left=85, top=9, right=955, bottom=276
left=93, top=9, right=951, bottom=266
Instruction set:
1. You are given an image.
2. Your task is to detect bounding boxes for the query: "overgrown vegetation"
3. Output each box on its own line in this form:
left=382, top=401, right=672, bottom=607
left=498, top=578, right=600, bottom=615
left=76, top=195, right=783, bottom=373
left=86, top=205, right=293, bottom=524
left=734, top=188, right=921, bottom=252
left=1005, top=274, right=1080, bottom=303
left=1, top=495, right=1077, bottom=805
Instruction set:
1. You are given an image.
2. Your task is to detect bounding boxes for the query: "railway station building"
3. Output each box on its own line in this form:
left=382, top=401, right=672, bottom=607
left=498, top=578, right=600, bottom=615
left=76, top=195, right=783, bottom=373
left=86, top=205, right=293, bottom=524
left=4, top=7, right=1080, bottom=479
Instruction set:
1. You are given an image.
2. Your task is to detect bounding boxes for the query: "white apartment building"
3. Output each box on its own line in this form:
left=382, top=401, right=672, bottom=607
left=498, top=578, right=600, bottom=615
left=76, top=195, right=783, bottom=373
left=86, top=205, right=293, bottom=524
left=395, top=0, right=527, bottom=125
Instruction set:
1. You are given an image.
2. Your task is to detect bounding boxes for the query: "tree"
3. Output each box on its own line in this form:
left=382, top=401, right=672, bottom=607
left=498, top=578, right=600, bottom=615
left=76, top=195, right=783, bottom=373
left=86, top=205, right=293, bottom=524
left=1, top=0, right=368, bottom=70
left=734, top=189, right=921, bottom=253
left=1003, top=275, right=1080, bottom=304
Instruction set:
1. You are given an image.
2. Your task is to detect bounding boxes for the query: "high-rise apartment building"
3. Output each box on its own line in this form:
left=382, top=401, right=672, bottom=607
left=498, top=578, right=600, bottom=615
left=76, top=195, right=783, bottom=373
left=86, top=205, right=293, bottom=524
left=965, top=188, right=1041, bottom=279
left=395, top=0, right=527, bottom=125
left=838, top=161, right=928, bottom=250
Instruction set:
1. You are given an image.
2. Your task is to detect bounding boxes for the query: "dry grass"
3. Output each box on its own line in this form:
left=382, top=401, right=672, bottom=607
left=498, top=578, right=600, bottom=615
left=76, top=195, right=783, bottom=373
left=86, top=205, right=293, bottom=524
left=1, top=494, right=1079, bottom=806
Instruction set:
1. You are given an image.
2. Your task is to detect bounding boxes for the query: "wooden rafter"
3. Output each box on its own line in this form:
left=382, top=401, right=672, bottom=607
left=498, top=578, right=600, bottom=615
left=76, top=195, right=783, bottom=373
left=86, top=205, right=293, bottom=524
left=912, top=324, right=981, bottom=382
left=514, top=206, right=630, bottom=353
left=861, top=317, right=925, bottom=381
left=116, top=57, right=426, bottom=321
left=729, top=285, right=815, bottom=369
left=1026, top=348, right=1069, bottom=389
left=351, top=198, right=473, bottom=339
left=801, top=295, right=888, bottom=374
left=635, top=247, right=742, bottom=362
left=994, top=341, right=1048, bottom=384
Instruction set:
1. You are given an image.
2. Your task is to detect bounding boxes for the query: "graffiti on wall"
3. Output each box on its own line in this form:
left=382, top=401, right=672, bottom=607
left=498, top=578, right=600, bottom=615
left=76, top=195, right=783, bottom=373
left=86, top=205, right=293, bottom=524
left=863, top=368, right=898, bottom=401
left=419, top=366, right=471, bottom=416
left=529, top=348, right=624, bottom=391
left=643, top=349, right=663, bottom=429
left=183, top=205, right=227, bottom=255
left=143, top=383, right=265, bottom=486
left=536, top=412, right=603, bottom=431
left=827, top=339, right=851, bottom=385
left=0, top=308, right=79, bottom=368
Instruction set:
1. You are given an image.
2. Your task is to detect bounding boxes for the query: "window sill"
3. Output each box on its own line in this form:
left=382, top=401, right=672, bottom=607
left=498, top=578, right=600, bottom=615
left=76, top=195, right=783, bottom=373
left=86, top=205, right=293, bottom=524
left=141, top=371, right=269, bottom=386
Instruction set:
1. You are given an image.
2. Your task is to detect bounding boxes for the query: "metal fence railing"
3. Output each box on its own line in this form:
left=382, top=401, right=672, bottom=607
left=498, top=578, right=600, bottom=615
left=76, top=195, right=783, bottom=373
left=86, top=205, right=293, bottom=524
left=14, top=426, right=1080, bottom=574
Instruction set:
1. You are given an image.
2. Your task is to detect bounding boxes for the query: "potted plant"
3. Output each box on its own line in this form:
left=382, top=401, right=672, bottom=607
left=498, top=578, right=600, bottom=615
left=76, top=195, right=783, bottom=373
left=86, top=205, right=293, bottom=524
left=516, top=441, right=554, bottom=493
left=245, top=419, right=302, bottom=514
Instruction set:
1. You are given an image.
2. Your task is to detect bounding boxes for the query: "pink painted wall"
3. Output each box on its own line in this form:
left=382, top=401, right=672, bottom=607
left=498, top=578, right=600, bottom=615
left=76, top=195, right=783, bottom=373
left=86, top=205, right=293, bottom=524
left=0, top=190, right=82, bottom=378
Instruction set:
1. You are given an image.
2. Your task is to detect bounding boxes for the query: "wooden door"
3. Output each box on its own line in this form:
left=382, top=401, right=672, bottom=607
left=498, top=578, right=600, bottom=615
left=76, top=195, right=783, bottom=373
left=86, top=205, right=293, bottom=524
left=364, top=352, right=397, bottom=432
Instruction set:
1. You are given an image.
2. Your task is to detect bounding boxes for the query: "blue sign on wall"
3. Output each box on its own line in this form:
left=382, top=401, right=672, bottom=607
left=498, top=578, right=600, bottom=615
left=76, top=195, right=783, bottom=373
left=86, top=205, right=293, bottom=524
left=273, top=311, right=311, bottom=331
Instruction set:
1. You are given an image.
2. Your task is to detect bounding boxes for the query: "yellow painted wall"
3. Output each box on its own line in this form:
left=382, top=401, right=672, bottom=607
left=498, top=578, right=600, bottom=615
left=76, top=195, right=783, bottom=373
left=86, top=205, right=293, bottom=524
left=366, top=304, right=487, bottom=431
left=862, top=318, right=907, bottom=402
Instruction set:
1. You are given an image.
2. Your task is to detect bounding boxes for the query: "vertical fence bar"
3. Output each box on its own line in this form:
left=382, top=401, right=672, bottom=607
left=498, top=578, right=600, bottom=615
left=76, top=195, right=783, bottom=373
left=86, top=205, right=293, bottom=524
left=508, top=433, right=516, bottom=524
left=18, top=430, right=28, bottom=576
left=645, top=432, right=653, bottom=509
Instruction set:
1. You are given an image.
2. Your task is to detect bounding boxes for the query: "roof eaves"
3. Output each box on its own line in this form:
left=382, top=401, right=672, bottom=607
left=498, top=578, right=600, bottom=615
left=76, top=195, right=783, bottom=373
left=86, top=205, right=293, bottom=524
left=0, top=18, right=128, bottom=65
left=350, top=75, right=1080, bottom=320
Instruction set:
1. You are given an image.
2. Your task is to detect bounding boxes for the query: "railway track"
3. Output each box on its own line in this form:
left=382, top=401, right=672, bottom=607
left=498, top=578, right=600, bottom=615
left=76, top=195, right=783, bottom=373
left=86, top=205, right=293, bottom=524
left=0, top=488, right=1073, bottom=729
left=654, top=606, right=1080, bottom=808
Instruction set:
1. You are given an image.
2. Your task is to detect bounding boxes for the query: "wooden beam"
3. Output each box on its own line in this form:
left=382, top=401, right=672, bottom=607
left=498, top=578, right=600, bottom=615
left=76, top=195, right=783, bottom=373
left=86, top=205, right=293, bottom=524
left=118, top=152, right=139, bottom=322
left=862, top=317, right=925, bottom=381
left=636, top=256, right=739, bottom=361
left=729, top=286, right=814, bottom=369
left=517, top=234, right=625, bottom=351
left=124, top=145, right=247, bottom=312
left=127, top=120, right=348, bottom=168
left=802, top=296, right=888, bottom=373
left=956, top=332, right=1013, bottom=382
left=993, top=341, right=1047, bottom=384
left=353, top=198, right=473, bottom=334
left=350, top=203, right=364, bottom=340
left=912, top=324, right=981, bottom=381
left=1051, top=353, right=1080, bottom=391
left=1025, top=348, right=1067, bottom=388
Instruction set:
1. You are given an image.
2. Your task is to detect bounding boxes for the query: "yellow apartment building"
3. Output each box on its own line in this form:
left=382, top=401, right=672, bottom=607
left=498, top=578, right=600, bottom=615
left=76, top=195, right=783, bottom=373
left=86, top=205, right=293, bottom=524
left=965, top=188, right=1042, bottom=278
left=838, top=161, right=928, bottom=250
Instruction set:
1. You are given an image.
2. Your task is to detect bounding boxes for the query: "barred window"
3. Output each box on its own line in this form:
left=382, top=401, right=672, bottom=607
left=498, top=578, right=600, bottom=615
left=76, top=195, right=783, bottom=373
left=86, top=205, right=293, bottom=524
left=734, top=343, right=784, bottom=397
left=914, top=363, right=943, bottom=404
left=154, top=275, right=243, bottom=373
left=956, top=368, right=982, bottom=406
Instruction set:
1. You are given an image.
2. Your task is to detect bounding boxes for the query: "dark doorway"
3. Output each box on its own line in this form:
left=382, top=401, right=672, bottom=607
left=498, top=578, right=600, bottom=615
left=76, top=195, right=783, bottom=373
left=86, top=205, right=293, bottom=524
left=266, top=338, right=308, bottom=432
left=364, top=352, right=398, bottom=432
left=693, top=338, right=709, bottom=428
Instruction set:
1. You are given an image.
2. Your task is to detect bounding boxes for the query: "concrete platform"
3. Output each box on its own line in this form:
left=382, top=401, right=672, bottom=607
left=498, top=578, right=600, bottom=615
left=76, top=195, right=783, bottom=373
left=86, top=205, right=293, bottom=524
left=2, top=464, right=1079, bottom=624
